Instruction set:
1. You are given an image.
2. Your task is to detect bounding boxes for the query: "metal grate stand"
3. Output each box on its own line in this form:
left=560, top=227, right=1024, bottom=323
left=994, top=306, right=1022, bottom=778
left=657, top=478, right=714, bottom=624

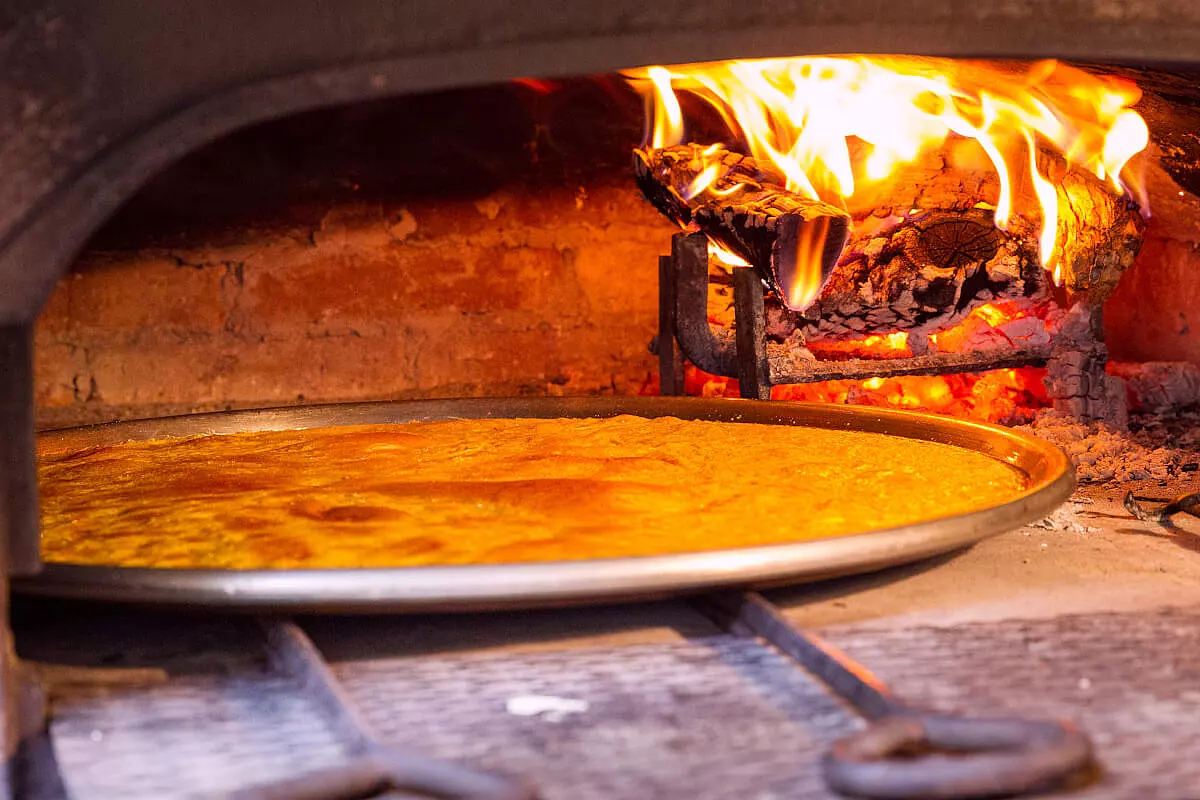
left=655, top=230, right=1057, bottom=400
left=261, top=592, right=1092, bottom=800
left=696, top=593, right=1092, bottom=799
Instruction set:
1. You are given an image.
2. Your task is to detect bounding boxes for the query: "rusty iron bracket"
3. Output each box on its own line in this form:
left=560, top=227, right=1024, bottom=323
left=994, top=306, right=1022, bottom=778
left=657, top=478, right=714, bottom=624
left=733, top=267, right=772, bottom=400
left=696, top=592, right=1094, bottom=800
left=656, top=254, right=687, bottom=396
left=667, top=232, right=740, bottom=379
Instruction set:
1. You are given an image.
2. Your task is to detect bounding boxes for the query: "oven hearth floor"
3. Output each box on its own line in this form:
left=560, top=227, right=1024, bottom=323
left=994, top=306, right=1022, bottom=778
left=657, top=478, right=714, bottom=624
left=16, top=604, right=1200, bottom=799
left=14, top=478, right=1200, bottom=800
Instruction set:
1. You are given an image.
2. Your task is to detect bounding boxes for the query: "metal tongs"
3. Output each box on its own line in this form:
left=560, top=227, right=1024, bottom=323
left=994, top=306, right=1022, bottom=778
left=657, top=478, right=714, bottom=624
left=699, top=592, right=1093, bottom=799
left=1123, top=490, right=1200, bottom=525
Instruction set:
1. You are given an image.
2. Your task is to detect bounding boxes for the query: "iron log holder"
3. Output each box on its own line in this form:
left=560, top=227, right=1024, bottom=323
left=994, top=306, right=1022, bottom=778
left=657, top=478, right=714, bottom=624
left=656, top=231, right=1063, bottom=401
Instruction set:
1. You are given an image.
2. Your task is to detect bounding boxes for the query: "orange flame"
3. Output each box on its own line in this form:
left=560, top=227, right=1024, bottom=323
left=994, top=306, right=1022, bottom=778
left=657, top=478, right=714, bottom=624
left=628, top=57, right=1149, bottom=285
left=708, top=241, right=751, bottom=268
left=784, top=216, right=832, bottom=309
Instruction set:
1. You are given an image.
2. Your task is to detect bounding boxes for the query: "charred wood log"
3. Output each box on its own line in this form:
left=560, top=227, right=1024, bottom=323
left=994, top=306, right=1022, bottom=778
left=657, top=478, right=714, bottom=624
left=634, top=143, right=775, bottom=224
left=767, top=341, right=1051, bottom=383
left=1108, top=361, right=1200, bottom=414
left=794, top=207, right=1048, bottom=342
left=1053, top=167, right=1146, bottom=302
left=633, top=144, right=850, bottom=311
left=638, top=142, right=1145, bottom=349
left=1043, top=303, right=1128, bottom=428
left=759, top=160, right=1140, bottom=344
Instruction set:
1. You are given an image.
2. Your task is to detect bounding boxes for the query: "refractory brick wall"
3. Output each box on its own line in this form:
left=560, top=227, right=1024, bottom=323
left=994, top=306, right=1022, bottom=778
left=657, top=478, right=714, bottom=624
left=32, top=81, right=676, bottom=428
left=34, top=185, right=670, bottom=428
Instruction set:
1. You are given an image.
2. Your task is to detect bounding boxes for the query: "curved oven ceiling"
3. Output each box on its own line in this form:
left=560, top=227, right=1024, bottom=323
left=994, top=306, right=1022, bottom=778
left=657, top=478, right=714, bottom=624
left=0, top=0, right=1197, bottom=322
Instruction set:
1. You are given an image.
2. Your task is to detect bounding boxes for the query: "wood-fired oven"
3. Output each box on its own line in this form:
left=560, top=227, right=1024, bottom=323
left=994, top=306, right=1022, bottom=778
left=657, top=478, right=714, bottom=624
left=3, top=3, right=1200, bottom=798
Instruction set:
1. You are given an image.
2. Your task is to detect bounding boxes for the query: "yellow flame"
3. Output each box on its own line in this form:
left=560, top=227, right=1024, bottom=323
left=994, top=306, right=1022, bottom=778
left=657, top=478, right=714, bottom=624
left=682, top=164, right=722, bottom=200
left=628, top=57, right=1150, bottom=274
left=1024, top=129, right=1059, bottom=275
left=647, top=66, right=683, bottom=149
left=784, top=216, right=831, bottom=309
left=708, top=241, right=751, bottom=267
left=1103, top=109, right=1150, bottom=206
left=709, top=181, right=747, bottom=197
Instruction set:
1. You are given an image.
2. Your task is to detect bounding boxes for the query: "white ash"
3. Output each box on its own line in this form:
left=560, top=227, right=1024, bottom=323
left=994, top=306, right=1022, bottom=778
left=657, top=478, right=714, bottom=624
left=505, top=695, right=589, bottom=722
left=1029, top=501, right=1099, bottom=533
left=1017, top=409, right=1187, bottom=484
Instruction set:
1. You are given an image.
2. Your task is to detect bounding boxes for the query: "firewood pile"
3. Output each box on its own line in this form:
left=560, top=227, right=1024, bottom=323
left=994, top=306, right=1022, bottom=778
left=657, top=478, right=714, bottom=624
left=634, top=142, right=1145, bottom=346
left=635, top=137, right=1147, bottom=426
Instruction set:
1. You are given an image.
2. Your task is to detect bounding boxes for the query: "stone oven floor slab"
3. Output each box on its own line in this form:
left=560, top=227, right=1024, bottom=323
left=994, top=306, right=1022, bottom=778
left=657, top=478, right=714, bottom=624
left=776, top=476, right=1200, bottom=630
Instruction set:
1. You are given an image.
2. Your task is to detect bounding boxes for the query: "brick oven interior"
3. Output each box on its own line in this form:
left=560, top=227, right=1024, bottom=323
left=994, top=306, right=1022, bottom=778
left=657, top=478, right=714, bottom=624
left=8, top=5, right=1200, bottom=798
left=32, top=80, right=662, bottom=428
left=32, top=69, right=1200, bottom=432
left=32, top=67, right=1200, bottom=487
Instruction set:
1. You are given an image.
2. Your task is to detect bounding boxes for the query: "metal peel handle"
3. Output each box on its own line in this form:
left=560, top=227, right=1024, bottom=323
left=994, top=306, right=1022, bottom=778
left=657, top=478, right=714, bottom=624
left=698, top=592, right=1094, bottom=800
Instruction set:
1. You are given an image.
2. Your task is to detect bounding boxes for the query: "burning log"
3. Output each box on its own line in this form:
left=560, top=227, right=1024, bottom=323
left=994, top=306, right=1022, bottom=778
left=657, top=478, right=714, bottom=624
left=636, top=146, right=1048, bottom=343
left=794, top=207, right=1047, bottom=341
left=633, top=144, right=851, bottom=310
left=636, top=140, right=1145, bottom=368
left=765, top=158, right=1141, bottom=344
left=1053, top=167, right=1146, bottom=302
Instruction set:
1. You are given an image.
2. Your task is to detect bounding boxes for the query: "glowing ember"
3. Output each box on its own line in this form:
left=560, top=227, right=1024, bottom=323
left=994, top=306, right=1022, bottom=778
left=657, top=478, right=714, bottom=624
left=804, top=303, right=1041, bottom=361
left=927, top=301, right=1044, bottom=353
left=661, top=365, right=1050, bottom=425
left=638, top=298, right=1054, bottom=423
left=808, top=331, right=913, bottom=360
left=627, top=57, right=1150, bottom=294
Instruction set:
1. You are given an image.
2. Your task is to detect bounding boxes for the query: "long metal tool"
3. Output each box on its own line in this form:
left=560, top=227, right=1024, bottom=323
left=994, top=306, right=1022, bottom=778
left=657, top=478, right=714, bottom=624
left=231, top=620, right=536, bottom=800
left=699, top=592, right=1093, bottom=800
left=1123, top=490, right=1200, bottom=524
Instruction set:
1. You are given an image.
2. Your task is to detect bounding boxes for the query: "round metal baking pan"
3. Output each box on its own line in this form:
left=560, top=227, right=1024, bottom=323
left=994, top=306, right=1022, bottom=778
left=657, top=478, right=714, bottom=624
left=18, top=397, right=1074, bottom=612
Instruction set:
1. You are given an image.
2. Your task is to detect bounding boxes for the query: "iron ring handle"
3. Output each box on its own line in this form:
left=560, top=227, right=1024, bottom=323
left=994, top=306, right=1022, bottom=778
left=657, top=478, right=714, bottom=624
left=823, top=713, right=1093, bottom=799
